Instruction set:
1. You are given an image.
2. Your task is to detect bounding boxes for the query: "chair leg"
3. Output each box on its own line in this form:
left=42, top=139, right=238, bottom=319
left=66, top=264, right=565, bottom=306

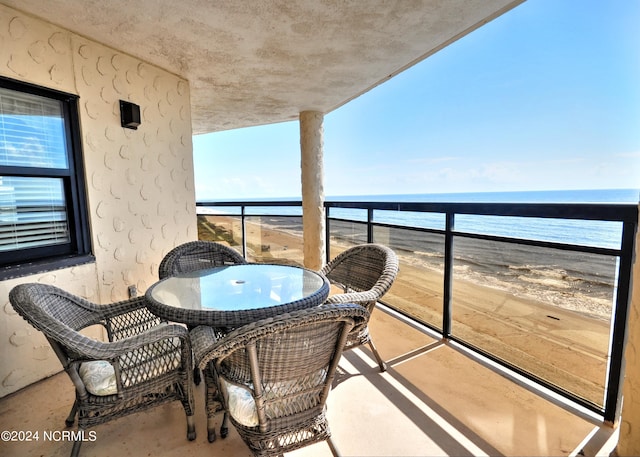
left=220, top=411, right=229, bottom=438
left=65, top=399, right=78, bottom=427
left=207, top=415, right=217, bottom=443
left=327, top=435, right=341, bottom=457
left=206, top=411, right=229, bottom=443
left=186, top=415, right=196, bottom=441
left=203, top=362, right=229, bottom=443
left=368, top=340, right=387, bottom=372
left=70, top=432, right=83, bottom=457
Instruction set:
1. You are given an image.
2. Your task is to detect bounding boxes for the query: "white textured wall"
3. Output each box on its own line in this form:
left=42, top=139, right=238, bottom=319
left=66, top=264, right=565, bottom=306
left=73, top=35, right=196, bottom=302
left=0, top=4, right=197, bottom=397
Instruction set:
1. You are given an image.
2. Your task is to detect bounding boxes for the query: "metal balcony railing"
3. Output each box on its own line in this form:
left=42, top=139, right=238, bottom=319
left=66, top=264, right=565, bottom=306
left=196, top=199, right=637, bottom=423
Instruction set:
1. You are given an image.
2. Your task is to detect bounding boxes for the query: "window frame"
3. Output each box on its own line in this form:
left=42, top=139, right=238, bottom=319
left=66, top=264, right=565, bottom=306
left=0, top=76, right=93, bottom=279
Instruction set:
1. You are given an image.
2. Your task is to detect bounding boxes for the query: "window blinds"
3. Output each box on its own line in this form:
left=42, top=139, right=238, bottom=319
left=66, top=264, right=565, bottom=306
left=0, top=176, right=70, bottom=251
left=0, top=88, right=68, bottom=169
left=0, top=88, right=71, bottom=252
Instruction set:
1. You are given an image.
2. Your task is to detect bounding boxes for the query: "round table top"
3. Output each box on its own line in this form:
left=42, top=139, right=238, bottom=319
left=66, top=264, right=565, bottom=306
left=145, top=263, right=330, bottom=327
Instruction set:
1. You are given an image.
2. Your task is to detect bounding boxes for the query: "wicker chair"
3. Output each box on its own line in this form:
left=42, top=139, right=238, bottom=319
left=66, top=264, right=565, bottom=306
left=158, top=240, right=247, bottom=279
left=320, top=243, right=399, bottom=372
left=9, top=283, right=196, bottom=457
left=190, top=303, right=368, bottom=457
left=158, top=240, right=248, bottom=389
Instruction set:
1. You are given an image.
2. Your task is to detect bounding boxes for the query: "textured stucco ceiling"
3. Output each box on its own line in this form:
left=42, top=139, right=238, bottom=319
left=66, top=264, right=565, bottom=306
left=2, top=0, right=524, bottom=134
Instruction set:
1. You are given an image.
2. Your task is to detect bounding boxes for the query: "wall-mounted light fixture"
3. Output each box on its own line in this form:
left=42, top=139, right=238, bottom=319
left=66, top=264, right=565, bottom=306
left=120, top=100, right=141, bottom=130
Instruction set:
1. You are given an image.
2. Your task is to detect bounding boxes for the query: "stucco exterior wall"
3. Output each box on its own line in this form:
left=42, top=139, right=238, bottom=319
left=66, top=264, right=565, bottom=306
left=616, top=207, right=640, bottom=456
left=0, top=4, right=197, bottom=397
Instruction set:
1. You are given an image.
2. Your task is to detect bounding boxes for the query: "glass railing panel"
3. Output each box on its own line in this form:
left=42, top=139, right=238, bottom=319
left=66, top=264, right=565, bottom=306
left=374, top=225, right=445, bottom=331
left=374, top=210, right=446, bottom=230
left=197, top=199, right=635, bottom=419
left=450, top=236, right=617, bottom=408
left=245, top=216, right=304, bottom=266
left=327, top=219, right=367, bottom=259
left=456, top=214, right=623, bottom=250
left=328, top=207, right=367, bottom=222
left=245, top=206, right=303, bottom=216
left=198, top=206, right=242, bottom=215
left=196, top=215, right=243, bottom=255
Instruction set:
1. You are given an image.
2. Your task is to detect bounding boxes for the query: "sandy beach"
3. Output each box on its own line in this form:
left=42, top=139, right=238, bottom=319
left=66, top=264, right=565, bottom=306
left=198, top=214, right=610, bottom=407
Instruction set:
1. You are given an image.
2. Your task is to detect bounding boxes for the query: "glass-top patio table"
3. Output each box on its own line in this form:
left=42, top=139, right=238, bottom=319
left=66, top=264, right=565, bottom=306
left=145, top=263, right=330, bottom=329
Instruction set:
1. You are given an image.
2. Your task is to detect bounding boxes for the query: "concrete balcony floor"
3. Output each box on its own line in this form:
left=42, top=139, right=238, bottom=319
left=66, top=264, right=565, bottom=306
left=0, top=305, right=619, bottom=457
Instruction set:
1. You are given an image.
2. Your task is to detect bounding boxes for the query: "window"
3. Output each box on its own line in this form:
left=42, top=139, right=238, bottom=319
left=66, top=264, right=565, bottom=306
left=0, top=77, right=92, bottom=276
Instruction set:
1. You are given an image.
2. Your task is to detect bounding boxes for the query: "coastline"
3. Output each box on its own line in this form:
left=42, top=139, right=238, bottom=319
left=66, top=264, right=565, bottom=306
left=199, top=214, right=611, bottom=406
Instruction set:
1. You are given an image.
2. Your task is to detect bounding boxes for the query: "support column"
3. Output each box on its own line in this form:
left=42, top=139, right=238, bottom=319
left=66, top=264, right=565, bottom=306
left=299, top=111, right=326, bottom=270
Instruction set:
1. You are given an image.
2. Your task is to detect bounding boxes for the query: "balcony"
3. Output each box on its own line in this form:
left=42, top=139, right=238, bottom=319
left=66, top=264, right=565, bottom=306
left=0, top=303, right=618, bottom=457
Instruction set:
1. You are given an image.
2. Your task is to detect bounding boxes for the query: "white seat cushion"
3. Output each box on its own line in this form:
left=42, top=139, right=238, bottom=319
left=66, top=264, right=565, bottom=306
left=222, top=380, right=259, bottom=427
left=79, top=361, right=117, bottom=396
left=221, top=369, right=327, bottom=428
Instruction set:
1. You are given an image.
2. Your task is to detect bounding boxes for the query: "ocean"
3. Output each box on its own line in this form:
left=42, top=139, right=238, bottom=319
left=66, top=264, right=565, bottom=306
left=231, top=188, right=638, bottom=249
left=327, top=188, right=640, bottom=204
left=204, top=188, right=638, bottom=320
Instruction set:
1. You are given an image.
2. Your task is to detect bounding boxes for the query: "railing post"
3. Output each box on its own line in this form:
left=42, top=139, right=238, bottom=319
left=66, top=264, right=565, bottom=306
left=604, top=219, right=637, bottom=424
left=442, top=212, right=454, bottom=337
left=241, top=205, right=247, bottom=259
left=325, top=204, right=331, bottom=263
left=367, top=208, right=374, bottom=243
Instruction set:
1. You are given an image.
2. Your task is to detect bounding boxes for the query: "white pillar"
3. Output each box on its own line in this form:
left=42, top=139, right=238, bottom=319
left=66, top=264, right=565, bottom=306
left=299, top=111, right=326, bottom=270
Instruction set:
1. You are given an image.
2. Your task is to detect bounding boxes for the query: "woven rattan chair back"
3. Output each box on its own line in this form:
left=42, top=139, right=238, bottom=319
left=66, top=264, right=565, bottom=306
left=158, top=240, right=247, bottom=387
left=191, top=303, right=369, bottom=457
left=158, top=240, right=247, bottom=279
left=320, top=243, right=399, bottom=371
left=9, top=283, right=196, bottom=457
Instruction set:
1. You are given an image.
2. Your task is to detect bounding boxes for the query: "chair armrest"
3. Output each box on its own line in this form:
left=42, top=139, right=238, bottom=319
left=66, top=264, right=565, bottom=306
left=63, top=322, right=190, bottom=361
left=61, top=324, right=191, bottom=398
left=60, top=294, right=161, bottom=338
left=52, top=290, right=147, bottom=321
left=96, top=296, right=149, bottom=318
left=324, top=290, right=380, bottom=305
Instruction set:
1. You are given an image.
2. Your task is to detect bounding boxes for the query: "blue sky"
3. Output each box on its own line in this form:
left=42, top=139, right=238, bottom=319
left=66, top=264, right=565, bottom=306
left=193, top=0, right=640, bottom=200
